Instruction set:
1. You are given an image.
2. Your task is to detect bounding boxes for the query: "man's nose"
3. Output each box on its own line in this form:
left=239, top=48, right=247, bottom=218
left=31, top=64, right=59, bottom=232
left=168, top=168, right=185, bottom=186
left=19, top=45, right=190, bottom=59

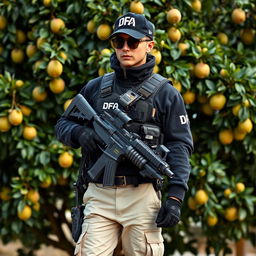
left=122, top=40, right=130, bottom=50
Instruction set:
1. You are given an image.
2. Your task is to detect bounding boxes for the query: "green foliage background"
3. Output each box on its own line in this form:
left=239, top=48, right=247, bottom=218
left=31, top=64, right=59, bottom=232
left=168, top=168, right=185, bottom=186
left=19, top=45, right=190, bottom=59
left=0, top=0, right=256, bottom=255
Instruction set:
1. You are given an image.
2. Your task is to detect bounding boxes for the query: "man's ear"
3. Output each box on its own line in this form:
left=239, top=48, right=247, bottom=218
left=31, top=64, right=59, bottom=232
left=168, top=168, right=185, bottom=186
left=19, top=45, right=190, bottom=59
left=147, top=41, right=155, bottom=53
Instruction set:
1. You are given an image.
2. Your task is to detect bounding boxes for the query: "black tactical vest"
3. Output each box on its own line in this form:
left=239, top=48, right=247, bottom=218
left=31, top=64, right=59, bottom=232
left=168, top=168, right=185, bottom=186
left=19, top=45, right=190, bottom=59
left=94, top=72, right=169, bottom=148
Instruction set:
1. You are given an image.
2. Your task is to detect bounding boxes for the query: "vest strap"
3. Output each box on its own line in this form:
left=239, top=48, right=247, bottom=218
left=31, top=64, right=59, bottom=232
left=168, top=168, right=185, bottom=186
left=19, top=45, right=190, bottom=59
left=137, top=74, right=168, bottom=99
left=100, top=72, right=169, bottom=102
left=100, top=72, right=114, bottom=97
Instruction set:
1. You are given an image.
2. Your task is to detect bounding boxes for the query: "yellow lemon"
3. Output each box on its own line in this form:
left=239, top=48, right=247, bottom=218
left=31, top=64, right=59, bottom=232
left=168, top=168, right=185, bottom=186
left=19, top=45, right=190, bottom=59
left=201, top=103, right=214, bottom=116
left=18, top=205, right=32, bottom=221
left=16, top=29, right=26, bottom=44
left=183, top=91, right=196, bottom=104
left=32, top=86, right=47, bottom=102
left=218, top=129, right=233, bottom=145
left=232, top=104, right=241, bottom=116
left=47, top=60, right=63, bottom=78
left=8, top=109, right=23, bottom=126
left=240, top=29, right=254, bottom=45
left=235, top=182, right=245, bottom=193
left=40, top=176, right=52, bottom=188
left=87, top=19, right=96, bottom=33
left=0, top=187, right=11, bottom=200
left=11, top=48, right=25, bottom=63
left=0, top=116, right=11, bottom=132
left=63, top=99, right=73, bottom=111
left=150, top=49, right=162, bottom=65
left=217, top=33, right=228, bottom=45
left=0, top=16, right=7, bottom=30
left=19, top=105, right=32, bottom=117
left=188, top=197, right=197, bottom=210
left=130, top=1, right=144, bottom=14
left=50, top=18, right=65, bottom=34
left=224, top=188, right=232, bottom=198
left=101, top=48, right=111, bottom=56
left=237, top=118, right=253, bottom=133
left=191, top=0, right=202, bottom=12
left=194, top=63, right=210, bottom=79
left=224, top=207, right=238, bottom=222
left=178, top=43, right=189, bottom=56
left=209, top=93, right=226, bottom=110
left=167, top=27, right=181, bottom=42
left=232, top=8, right=246, bottom=24
left=195, top=189, right=208, bottom=205
left=233, top=127, right=247, bottom=141
left=97, top=24, right=112, bottom=40
left=207, top=216, right=218, bottom=226
left=58, top=152, right=73, bottom=168
left=27, top=190, right=40, bottom=203
left=166, top=9, right=182, bottom=24
left=23, top=126, right=37, bottom=140
left=49, top=78, right=65, bottom=94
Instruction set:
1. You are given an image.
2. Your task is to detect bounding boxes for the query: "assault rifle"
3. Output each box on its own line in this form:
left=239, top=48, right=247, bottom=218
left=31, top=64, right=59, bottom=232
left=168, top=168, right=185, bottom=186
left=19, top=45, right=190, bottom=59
left=64, top=94, right=174, bottom=186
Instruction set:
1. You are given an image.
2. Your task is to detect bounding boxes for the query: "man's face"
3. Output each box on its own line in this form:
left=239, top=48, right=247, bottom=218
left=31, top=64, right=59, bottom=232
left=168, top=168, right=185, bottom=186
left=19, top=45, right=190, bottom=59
left=112, top=33, right=154, bottom=68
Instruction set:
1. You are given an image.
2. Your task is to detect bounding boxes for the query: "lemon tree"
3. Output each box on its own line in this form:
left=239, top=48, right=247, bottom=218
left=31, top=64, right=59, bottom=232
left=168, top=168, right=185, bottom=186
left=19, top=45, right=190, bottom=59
left=0, top=0, right=256, bottom=255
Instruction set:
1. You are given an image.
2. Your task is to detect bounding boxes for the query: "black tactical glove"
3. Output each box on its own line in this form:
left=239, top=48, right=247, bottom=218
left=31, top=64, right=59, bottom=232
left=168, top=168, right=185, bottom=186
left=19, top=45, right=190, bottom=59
left=78, top=127, right=103, bottom=152
left=156, top=198, right=181, bottom=228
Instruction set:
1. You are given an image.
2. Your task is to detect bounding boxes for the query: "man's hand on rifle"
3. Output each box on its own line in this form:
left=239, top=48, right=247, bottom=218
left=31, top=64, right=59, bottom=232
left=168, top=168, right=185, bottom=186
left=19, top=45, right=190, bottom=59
left=156, top=197, right=181, bottom=228
left=78, top=127, right=103, bottom=152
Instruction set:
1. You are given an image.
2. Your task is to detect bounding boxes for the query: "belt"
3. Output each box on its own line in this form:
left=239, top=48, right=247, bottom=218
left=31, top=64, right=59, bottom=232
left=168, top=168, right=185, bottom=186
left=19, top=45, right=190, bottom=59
left=94, top=176, right=154, bottom=186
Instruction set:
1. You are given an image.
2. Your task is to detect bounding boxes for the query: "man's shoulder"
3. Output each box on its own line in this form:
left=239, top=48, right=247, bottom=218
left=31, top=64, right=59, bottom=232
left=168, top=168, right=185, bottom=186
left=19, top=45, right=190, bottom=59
left=154, top=76, right=178, bottom=96
left=88, top=72, right=115, bottom=88
left=153, top=76, right=183, bottom=106
left=86, top=76, right=104, bottom=89
left=81, top=75, right=107, bottom=96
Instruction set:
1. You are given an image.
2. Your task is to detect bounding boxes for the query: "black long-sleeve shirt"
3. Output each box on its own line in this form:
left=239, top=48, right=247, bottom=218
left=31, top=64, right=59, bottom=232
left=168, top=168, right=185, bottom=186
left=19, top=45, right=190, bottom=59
left=55, top=54, right=193, bottom=201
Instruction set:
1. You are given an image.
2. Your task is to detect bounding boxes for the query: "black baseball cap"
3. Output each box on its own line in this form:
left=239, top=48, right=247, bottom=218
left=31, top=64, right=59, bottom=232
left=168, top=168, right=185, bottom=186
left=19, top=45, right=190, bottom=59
left=109, top=12, right=154, bottom=40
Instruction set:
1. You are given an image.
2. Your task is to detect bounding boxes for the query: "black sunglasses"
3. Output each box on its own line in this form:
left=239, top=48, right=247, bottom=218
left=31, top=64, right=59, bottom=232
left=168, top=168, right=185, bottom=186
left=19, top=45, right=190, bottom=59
left=111, top=36, right=152, bottom=49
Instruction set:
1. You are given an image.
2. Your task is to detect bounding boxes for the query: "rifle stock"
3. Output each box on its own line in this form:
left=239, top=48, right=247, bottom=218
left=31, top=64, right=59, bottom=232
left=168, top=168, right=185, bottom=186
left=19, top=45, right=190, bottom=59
left=63, top=94, right=97, bottom=121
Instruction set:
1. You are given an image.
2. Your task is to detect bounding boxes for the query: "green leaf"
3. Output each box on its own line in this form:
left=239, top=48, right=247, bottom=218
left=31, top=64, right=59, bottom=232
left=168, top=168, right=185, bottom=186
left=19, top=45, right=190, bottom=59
left=12, top=192, right=22, bottom=199
left=238, top=208, right=247, bottom=221
left=234, top=83, right=246, bottom=94
left=29, top=15, right=40, bottom=24
left=238, top=107, right=249, bottom=120
left=234, top=68, right=246, bottom=79
left=170, top=48, right=181, bottom=60
left=11, top=221, right=22, bottom=234
left=17, top=200, right=26, bottom=213
left=165, top=65, right=175, bottom=75
left=205, top=80, right=216, bottom=91
left=245, top=197, right=255, bottom=215
left=39, top=151, right=50, bottom=166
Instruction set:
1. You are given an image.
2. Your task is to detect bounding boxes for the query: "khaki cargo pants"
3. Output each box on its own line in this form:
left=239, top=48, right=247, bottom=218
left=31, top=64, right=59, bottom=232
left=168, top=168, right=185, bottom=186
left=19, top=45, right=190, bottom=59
left=74, top=182, right=164, bottom=256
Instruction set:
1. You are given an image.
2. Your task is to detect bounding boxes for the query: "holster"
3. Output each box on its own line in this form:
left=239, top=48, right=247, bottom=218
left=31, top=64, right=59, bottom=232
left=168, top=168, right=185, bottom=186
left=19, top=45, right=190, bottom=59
left=153, top=179, right=164, bottom=191
left=71, top=204, right=85, bottom=242
left=71, top=178, right=87, bottom=242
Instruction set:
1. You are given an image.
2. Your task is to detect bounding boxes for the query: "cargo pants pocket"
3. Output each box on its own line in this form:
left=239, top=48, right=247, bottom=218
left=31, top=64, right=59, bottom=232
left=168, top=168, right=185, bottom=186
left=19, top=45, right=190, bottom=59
left=74, top=223, right=89, bottom=256
left=145, top=230, right=164, bottom=256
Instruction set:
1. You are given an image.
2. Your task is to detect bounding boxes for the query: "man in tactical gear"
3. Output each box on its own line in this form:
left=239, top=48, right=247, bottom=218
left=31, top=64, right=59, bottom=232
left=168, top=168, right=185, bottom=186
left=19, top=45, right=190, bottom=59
left=55, top=12, right=193, bottom=256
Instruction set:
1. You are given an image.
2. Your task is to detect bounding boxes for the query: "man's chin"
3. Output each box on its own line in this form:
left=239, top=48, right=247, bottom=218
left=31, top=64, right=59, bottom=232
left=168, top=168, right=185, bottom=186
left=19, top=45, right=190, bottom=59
left=120, top=61, right=134, bottom=68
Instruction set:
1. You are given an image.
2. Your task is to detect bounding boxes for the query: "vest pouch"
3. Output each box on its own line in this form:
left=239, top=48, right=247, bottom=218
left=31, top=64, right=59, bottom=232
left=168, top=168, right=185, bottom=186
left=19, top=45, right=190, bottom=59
left=128, top=100, right=153, bottom=122
left=141, top=124, right=161, bottom=148
left=119, top=90, right=141, bottom=109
